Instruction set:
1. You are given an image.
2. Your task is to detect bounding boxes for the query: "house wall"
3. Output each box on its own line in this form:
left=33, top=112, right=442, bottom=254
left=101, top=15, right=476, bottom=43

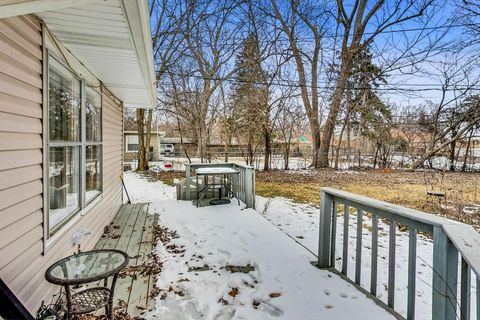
left=0, top=14, right=123, bottom=314
left=124, top=133, right=159, bottom=162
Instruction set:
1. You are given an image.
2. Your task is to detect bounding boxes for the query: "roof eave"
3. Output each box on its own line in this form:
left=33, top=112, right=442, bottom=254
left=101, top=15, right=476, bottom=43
left=120, top=0, right=156, bottom=109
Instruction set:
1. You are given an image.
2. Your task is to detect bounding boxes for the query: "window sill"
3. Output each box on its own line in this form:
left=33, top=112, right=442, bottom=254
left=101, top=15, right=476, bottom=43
left=44, top=193, right=104, bottom=254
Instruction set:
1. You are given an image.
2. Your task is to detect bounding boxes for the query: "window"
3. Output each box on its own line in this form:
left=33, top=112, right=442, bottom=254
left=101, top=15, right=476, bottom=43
left=85, top=88, right=102, bottom=203
left=126, top=135, right=139, bottom=152
left=47, top=54, right=103, bottom=234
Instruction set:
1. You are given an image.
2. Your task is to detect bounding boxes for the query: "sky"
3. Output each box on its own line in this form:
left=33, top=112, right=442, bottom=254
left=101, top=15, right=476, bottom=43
left=149, top=0, right=480, bottom=114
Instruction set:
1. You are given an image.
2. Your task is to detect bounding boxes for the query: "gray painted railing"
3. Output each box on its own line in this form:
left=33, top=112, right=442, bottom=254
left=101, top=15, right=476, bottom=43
left=318, top=187, right=480, bottom=320
left=183, top=163, right=255, bottom=208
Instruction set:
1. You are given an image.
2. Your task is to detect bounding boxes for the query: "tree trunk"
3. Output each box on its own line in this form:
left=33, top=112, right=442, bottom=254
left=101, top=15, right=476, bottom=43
left=136, top=108, right=152, bottom=172
left=334, top=118, right=348, bottom=170
left=462, top=130, right=474, bottom=172
left=308, top=118, right=321, bottom=168
left=318, top=58, right=352, bottom=168
left=284, top=142, right=290, bottom=170
left=224, top=138, right=230, bottom=162
left=263, top=128, right=271, bottom=171
left=449, top=140, right=456, bottom=171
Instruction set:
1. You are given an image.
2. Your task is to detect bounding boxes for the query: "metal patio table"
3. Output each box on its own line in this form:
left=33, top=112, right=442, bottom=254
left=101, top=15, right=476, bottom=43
left=45, top=249, right=129, bottom=320
left=195, top=167, right=240, bottom=207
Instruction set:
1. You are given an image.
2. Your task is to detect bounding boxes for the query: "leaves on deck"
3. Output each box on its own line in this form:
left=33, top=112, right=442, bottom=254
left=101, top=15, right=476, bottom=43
left=228, top=287, right=239, bottom=298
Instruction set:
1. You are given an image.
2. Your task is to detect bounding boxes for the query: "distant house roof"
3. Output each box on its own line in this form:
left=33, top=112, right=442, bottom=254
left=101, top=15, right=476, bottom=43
left=298, top=134, right=311, bottom=143
left=1, top=0, right=157, bottom=108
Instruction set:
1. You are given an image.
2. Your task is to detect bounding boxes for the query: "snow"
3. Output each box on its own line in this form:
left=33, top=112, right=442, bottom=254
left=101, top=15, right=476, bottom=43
left=122, top=171, right=176, bottom=203
left=146, top=200, right=395, bottom=320
left=122, top=172, right=478, bottom=319
left=49, top=192, right=79, bottom=228
left=123, top=173, right=394, bottom=319
left=256, top=196, right=478, bottom=319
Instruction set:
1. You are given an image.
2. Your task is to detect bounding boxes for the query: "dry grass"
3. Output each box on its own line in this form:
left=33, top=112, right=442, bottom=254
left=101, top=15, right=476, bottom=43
left=256, top=169, right=480, bottom=226
left=143, top=168, right=480, bottom=226
left=257, top=169, right=479, bottom=204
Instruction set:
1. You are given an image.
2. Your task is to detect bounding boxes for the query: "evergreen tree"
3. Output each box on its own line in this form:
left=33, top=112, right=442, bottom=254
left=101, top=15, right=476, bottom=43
left=230, top=33, right=268, bottom=165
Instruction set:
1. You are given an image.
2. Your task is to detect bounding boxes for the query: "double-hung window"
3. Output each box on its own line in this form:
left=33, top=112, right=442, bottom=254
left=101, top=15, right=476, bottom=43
left=47, top=54, right=102, bottom=235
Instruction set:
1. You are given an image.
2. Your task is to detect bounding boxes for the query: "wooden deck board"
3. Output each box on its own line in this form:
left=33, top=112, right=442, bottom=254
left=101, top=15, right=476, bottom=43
left=113, top=204, right=143, bottom=308
left=127, top=210, right=156, bottom=314
left=145, top=214, right=159, bottom=312
left=91, top=203, right=157, bottom=317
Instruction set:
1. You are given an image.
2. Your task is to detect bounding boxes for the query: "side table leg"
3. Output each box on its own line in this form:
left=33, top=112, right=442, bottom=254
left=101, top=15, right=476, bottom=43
left=64, top=285, right=72, bottom=320
left=108, top=274, right=119, bottom=320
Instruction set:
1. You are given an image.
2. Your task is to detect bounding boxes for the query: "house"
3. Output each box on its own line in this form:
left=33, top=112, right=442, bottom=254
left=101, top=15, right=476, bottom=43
left=0, top=0, right=155, bottom=315
left=124, top=130, right=163, bottom=162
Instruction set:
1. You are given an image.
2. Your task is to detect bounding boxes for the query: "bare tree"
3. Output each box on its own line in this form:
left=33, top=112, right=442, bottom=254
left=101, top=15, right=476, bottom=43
left=411, top=53, right=480, bottom=169
left=317, top=0, right=438, bottom=168
left=178, top=0, right=243, bottom=161
left=136, top=0, right=184, bottom=171
left=270, top=0, right=326, bottom=168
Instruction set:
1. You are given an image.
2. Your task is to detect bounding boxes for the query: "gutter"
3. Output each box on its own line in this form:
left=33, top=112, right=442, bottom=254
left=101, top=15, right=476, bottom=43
left=120, top=0, right=156, bottom=108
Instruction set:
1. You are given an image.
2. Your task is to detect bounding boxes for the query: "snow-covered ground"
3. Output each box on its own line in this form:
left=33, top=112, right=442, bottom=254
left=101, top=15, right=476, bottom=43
left=147, top=201, right=394, bottom=320
left=122, top=172, right=477, bottom=319
left=256, top=196, right=478, bottom=319
left=123, top=172, right=394, bottom=319
left=122, top=171, right=176, bottom=203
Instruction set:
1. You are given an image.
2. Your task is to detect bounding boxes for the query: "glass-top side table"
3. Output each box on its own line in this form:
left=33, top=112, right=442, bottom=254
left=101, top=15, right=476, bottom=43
left=45, top=249, right=129, bottom=320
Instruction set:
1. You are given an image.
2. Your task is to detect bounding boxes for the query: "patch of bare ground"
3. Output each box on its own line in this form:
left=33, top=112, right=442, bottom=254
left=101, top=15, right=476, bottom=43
left=256, top=169, right=480, bottom=228
left=142, top=170, right=185, bottom=186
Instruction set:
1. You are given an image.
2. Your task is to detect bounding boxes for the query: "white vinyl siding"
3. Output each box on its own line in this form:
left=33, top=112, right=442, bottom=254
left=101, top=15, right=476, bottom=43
left=0, top=14, right=123, bottom=315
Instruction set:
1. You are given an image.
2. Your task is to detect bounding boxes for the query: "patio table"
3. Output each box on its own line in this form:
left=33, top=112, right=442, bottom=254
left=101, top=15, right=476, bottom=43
left=195, top=167, right=240, bottom=206
left=45, top=249, right=129, bottom=320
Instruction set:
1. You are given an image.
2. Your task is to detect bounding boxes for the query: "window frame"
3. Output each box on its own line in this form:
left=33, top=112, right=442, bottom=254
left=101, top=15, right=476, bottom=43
left=125, top=135, right=139, bottom=152
left=45, top=51, right=103, bottom=237
left=84, top=86, right=103, bottom=206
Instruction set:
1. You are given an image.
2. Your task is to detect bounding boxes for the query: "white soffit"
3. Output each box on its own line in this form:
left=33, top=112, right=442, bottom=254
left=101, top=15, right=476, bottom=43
left=34, top=0, right=156, bottom=108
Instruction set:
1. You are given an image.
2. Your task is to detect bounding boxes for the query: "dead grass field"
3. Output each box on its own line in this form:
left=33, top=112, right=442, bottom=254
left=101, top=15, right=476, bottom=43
left=143, top=168, right=480, bottom=226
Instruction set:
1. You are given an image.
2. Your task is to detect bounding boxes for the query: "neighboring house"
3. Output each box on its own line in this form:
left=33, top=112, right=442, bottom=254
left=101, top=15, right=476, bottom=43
left=124, top=131, right=163, bottom=162
left=0, top=0, right=155, bottom=315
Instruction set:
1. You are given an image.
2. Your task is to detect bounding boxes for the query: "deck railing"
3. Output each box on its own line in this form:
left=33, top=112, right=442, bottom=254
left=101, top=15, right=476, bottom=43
left=318, top=187, right=480, bottom=320
left=182, top=163, right=255, bottom=208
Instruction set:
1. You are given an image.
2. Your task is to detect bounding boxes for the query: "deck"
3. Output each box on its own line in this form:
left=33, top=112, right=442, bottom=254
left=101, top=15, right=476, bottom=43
left=93, top=203, right=159, bottom=317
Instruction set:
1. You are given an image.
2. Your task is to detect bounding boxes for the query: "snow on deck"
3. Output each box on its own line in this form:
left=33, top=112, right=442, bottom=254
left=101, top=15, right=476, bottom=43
left=123, top=172, right=396, bottom=319
left=143, top=200, right=394, bottom=319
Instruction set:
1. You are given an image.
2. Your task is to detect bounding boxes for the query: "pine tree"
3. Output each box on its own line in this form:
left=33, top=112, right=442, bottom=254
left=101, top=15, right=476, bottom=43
left=230, top=33, right=268, bottom=165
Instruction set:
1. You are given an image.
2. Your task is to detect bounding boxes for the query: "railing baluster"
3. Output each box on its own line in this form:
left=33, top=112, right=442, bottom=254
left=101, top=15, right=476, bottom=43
left=407, top=228, right=417, bottom=320
left=371, top=213, right=378, bottom=295
left=355, top=209, right=363, bottom=285
left=342, top=204, right=349, bottom=275
left=460, top=257, right=471, bottom=320
left=318, top=191, right=333, bottom=268
left=388, top=220, right=396, bottom=308
left=477, top=277, right=479, bottom=320
left=330, top=201, right=337, bottom=268
left=432, top=226, right=459, bottom=320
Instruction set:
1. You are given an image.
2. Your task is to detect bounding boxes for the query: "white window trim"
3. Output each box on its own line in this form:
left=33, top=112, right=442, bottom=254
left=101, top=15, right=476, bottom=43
left=43, top=50, right=104, bottom=244
left=125, top=134, right=139, bottom=153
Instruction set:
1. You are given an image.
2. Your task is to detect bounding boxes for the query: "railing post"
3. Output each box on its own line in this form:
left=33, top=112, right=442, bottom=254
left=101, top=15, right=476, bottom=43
left=318, top=190, right=332, bottom=268
left=432, top=226, right=458, bottom=320
left=185, top=163, right=191, bottom=201
left=244, top=167, right=255, bottom=208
